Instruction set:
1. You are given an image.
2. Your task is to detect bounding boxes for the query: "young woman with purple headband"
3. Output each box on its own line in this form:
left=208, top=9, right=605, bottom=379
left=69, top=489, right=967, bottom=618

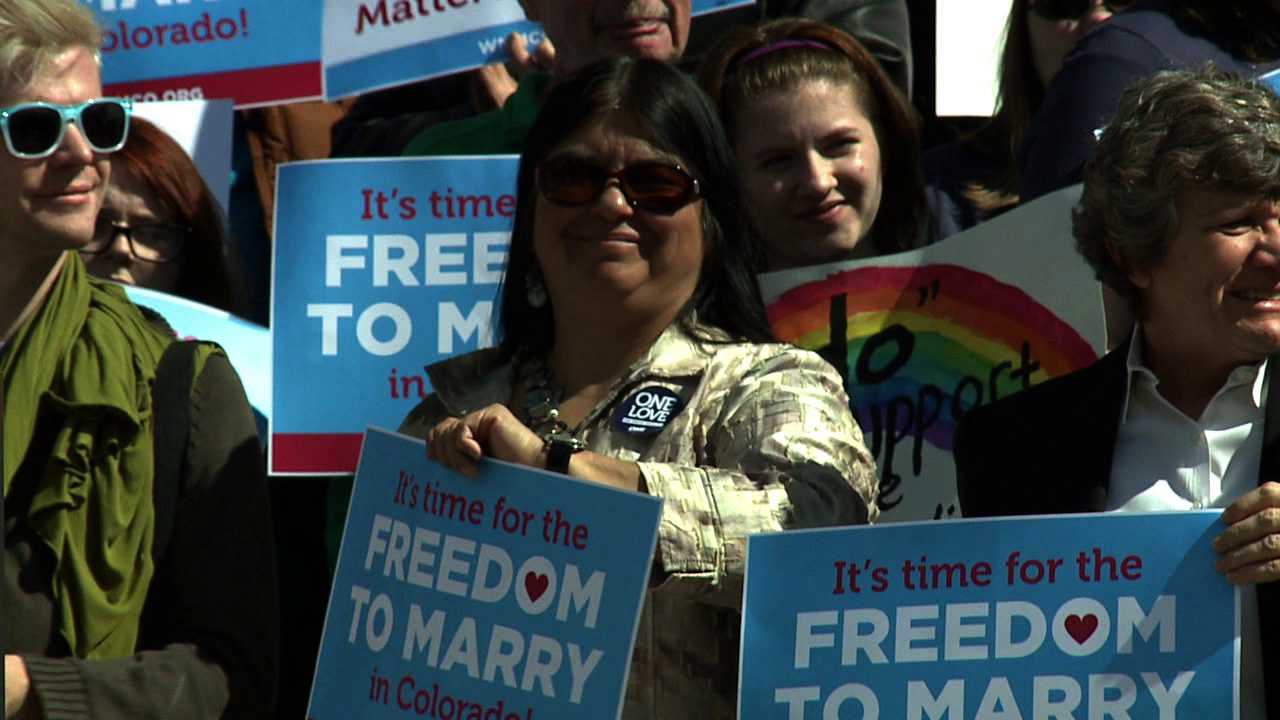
left=699, top=18, right=930, bottom=270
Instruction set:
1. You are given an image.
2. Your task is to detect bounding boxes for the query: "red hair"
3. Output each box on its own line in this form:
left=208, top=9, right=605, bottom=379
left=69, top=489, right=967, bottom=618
left=112, top=116, right=242, bottom=313
left=698, top=18, right=929, bottom=256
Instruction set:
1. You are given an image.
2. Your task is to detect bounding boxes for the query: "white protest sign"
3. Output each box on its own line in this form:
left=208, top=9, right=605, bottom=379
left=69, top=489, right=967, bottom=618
left=761, top=184, right=1106, bottom=522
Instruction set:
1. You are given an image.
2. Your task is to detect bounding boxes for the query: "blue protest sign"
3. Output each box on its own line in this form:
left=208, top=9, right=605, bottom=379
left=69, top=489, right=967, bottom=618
left=270, top=157, right=516, bottom=474
left=308, top=428, right=662, bottom=720
left=741, top=512, right=1237, bottom=719
left=88, top=0, right=322, bottom=107
left=321, top=0, right=756, bottom=99
left=122, top=284, right=270, bottom=424
left=321, top=0, right=531, bottom=100
left=693, top=0, right=757, bottom=13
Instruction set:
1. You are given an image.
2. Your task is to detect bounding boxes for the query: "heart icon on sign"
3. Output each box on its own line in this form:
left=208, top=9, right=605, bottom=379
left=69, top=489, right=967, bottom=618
left=1064, top=614, right=1099, bottom=644
left=524, top=572, right=549, bottom=602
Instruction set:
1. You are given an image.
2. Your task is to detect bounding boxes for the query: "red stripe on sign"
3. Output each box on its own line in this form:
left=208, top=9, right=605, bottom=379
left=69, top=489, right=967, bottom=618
left=271, top=433, right=363, bottom=474
left=104, top=61, right=322, bottom=107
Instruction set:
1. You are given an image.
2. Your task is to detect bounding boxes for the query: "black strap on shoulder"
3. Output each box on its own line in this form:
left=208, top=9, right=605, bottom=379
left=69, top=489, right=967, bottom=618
left=152, top=340, right=198, bottom=566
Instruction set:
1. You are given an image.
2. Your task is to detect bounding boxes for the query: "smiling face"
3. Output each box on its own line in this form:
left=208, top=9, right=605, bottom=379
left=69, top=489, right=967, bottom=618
left=734, top=78, right=883, bottom=270
left=532, top=112, right=704, bottom=326
left=0, top=46, right=110, bottom=263
left=1134, top=190, right=1280, bottom=370
left=521, top=0, right=691, bottom=74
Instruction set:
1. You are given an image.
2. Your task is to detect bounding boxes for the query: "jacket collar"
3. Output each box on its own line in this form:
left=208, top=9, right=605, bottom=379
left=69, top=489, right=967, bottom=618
left=424, top=320, right=730, bottom=417
left=1120, top=324, right=1268, bottom=422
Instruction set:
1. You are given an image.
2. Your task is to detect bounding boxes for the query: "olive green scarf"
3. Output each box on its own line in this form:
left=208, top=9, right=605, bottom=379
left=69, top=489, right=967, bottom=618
left=2, top=254, right=172, bottom=659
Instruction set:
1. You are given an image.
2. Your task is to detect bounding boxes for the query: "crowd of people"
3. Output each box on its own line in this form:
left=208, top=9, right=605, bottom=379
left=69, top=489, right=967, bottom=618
left=3, top=0, right=1280, bottom=718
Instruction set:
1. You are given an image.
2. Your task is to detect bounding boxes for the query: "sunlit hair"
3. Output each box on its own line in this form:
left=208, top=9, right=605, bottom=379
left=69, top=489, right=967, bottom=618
left=111, top=117, right=243, bottom=313
left=1074, top=66, right=1280, bottom=305
left=697, top=18, right=928, bottom=257
left=0, top=0, right=100, bottom=98
left=500, top=57, right=775, bottom=358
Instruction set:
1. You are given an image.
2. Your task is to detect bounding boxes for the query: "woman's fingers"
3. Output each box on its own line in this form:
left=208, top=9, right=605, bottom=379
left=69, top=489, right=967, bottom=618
left=426, top=417, right=480, bottom=476
left=453, top=419, right=483, bottom=462
left=424, top=405, right=545, bottom=474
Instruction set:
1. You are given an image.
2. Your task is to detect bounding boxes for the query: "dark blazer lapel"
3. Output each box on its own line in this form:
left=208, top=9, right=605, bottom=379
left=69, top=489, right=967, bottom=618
left=1258, top=355, right=1280, bottom=712
left=1260, top=352, right=1280, bottom=474
left=1060, top=340, right=1130, bottom=513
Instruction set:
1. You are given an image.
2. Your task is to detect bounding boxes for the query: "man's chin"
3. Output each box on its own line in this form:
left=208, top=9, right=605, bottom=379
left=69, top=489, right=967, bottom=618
left=33, top=219, right=98, bottom=255
left=608, top=34, right=677, bottom=62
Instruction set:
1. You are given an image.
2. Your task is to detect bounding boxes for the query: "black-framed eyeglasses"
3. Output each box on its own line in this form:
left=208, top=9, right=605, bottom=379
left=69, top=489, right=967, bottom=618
left=0, top=98, right=132, bottom=159
left=81, top=218, right=188, bottom=263
left=536, top=156, right=702, bottom=215
left=1028, top=0, right=1131, bottom=21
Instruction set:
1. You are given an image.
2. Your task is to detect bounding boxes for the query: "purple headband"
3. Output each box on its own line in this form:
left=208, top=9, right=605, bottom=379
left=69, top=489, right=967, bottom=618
left=732, top=39, right=836, bottom=69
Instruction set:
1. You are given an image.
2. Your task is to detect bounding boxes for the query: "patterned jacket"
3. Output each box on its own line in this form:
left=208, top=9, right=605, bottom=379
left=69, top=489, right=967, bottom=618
left=399, top=322, right=878, bottom=719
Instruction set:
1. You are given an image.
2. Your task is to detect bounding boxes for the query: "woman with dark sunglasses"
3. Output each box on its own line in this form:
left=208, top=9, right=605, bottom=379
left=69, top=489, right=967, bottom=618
left=1020, top=0, right=1280, bottom=202
left=924, top=0, right=1119, bottom=240
left=399, top=57, right=877, bottom=719
left=80, top=117, right=245, bottom=314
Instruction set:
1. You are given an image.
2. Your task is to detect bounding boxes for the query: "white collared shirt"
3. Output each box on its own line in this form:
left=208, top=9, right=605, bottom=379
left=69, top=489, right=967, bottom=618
left=1110, top=326, right=1266, bottom=718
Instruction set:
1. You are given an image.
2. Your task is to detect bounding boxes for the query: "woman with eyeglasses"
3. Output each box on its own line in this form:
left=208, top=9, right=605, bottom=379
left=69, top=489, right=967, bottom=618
left=697, top=19, right=930, bottom=270
left=924, top=0, right=1121, bottom=240
left=79, top=117, right=244, bottom=314
left=401, top=56, right=877, bottom=718
left=1020, top=0, right=1280, bottom=202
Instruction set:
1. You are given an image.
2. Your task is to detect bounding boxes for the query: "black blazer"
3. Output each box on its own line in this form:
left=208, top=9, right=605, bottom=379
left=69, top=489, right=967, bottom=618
left=954, top=340, right=1279, bottom=715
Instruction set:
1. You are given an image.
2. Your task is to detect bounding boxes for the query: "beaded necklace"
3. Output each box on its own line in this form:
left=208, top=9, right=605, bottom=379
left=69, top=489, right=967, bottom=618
left=516, top=354, right=586, bottom=471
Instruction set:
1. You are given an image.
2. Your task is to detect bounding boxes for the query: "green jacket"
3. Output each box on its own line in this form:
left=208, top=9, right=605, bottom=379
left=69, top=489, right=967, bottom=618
left=401, top=72, right=551, bottom=156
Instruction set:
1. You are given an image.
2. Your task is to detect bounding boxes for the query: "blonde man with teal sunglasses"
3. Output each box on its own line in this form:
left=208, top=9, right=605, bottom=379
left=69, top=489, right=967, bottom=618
left=0, top=1, right=278, bottom=718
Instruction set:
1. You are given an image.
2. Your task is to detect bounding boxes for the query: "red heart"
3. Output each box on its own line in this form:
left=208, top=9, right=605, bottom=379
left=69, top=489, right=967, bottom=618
left=524, top=572, right=549, bottom=602
left=1064, top=614, right=1099, bottom=644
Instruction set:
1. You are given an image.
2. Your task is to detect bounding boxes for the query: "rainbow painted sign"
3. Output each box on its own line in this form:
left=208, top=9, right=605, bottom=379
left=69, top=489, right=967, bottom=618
left=760, top=185, right=1106, bottom=522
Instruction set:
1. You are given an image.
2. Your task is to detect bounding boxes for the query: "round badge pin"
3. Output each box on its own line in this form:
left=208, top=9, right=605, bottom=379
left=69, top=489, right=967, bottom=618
left=612, top=386, right=685, bottom=435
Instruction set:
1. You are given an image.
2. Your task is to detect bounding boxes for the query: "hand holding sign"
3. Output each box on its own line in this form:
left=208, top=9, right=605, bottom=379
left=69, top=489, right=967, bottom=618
left=427, top=404, right=643, bottom=492
left=427, top=404, right=543, bottom=477
left=472, top=32, right=557, bottom=111
left=1215, top=480, right=1280, bottom=584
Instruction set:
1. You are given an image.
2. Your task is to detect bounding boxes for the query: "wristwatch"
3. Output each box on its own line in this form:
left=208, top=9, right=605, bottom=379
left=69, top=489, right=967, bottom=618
left=543, top=431, right=586, bottom=474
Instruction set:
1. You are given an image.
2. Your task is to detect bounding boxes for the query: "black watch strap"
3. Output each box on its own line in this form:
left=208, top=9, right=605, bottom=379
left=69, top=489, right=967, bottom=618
left=544, top=433, right=585, bottom=474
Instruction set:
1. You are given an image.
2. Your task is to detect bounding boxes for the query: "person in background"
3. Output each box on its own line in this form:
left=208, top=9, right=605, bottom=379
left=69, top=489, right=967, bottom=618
left=1020, top=0, right=1280, bottom=202
left=699, top=18, right=929, bottom=270
left=925, top=0, right=1119, bottom=239
left=80, top=116, right=244, bottom=314
left=333, top=0, right=913, bottom=158
left=408, top=57, right=878, bottom=718
left=326, top=0, right=700, bottom=582
left=685, top=0, right=913, bottom=99
left=954, top=67, right=1280, bottom=719
left=0, top=1, right=277, bottom=717
left=400, top=0, right=693, bottom=157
